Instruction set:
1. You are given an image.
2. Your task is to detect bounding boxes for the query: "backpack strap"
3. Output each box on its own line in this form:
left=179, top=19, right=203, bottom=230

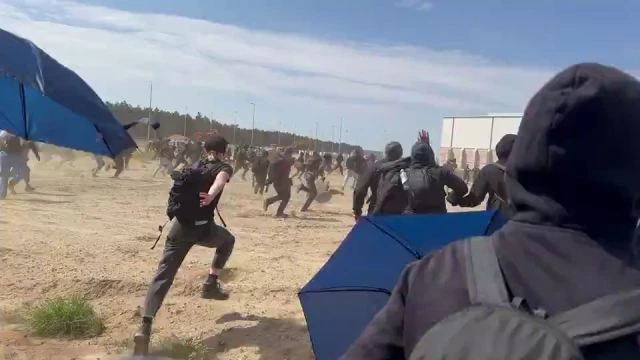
left=550, top=288, right=640, bottom=347
left=492, top=162, right=506, bottom=172
left=464, top=236, right=511, bottom=306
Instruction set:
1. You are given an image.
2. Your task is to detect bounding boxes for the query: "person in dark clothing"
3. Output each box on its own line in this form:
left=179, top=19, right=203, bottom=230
left=322, top=152, right=333, bottom=177
left=243, top=147, right=256, bottom=180
left=263, top=147, right=295, bottom=218
left=353, top=141, right=403, bottom=219
left=455, top=134, right=517, bottom=216
left=251, top=150, right=270, bottom=195
left=410, top=142, right=468, bottom=213
left=7, top=140, right=39, bottom=194
left=341, top=63, right=640, bottom=359
left=134, top=135, right=235, bottom=355
left=335, top=153, right=344, bottom=175
left=234, top=146, right=249, bottom=180
left=0, top=131, right=27, bottom=199
left=343, top=150, right=367, bottom=190
left=291, top=152, right=305, bottom=179
left=298, top=151, right=322, bottom=212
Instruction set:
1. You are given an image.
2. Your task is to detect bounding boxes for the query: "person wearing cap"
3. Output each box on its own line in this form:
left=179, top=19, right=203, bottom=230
left=264, top=146, right=295, bottom=217
left=134, top=135, right=236, bottom=355
left=353, top=141, right=403, bottom=219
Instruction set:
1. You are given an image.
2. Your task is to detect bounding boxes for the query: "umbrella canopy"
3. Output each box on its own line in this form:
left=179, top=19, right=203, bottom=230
left=0, top=28, right=135, bottom=157
left=298, top=210, right=507, bottom=360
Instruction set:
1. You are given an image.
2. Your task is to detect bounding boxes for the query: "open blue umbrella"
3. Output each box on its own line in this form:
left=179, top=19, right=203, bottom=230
left=298, top=210, right=507, bottom=360
left=0, top=28, right=136, bottom=157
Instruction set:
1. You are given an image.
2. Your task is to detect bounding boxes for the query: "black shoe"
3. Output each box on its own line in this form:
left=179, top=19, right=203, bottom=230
left=201, top=281, right=230, bottom=300
left=133, top=319, right=152, bottom=355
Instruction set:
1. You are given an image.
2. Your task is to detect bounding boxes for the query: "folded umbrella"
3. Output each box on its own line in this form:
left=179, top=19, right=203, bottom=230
left=298, top=210, right=507, bottom=360
left=0, top=28, right=136, bottom=157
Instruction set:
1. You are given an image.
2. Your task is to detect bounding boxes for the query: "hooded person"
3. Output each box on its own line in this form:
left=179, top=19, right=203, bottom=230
left=372, top=141, right=467, bottom=215
left=263, top=146, right=295, bottom=217
left=251, top=149, right=270, bottom=195
left=353, top=141, right=403, bottom=218
left=341, top=63, right=640, bottom=359
left=343, top=149, right=366, bottom=190
left=455, top=134, right=517, bottom=216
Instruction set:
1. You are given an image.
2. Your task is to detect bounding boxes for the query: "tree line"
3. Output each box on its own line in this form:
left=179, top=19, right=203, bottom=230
left=107, top=101, right=362, bottom=154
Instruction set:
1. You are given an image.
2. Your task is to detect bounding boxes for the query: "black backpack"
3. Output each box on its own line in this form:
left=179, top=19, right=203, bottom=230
left=373, top=166, right=407, bottom=214
left=166, top=160, right=222, bottom=226
left=409, top=236, right=640, bottom=360
left=403, top=167, right=445, bottom=213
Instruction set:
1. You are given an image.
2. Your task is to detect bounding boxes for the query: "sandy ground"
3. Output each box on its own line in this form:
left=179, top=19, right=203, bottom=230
left=0, top=154, right=479, bottom=360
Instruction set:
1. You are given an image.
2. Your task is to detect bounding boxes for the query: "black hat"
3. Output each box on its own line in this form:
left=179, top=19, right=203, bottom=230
left=204, top=135, right=228, bottom=153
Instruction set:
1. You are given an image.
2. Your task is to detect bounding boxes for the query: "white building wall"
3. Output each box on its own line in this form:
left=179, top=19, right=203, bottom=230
left=439, top=114, right=522, bottom=167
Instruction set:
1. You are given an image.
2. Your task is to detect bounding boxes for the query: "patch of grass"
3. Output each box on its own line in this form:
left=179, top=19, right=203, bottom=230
left=153, top=336, right=210, bottom=360
left=25, top=297, right=103, bottom=338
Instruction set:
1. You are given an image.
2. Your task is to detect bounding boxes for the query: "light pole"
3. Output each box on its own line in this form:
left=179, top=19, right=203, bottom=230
left=233, top=124, right=237, bottom=145
left=249, top=102, right=256, bottom=146
left=314, top=121, right=318, bottom=152
left=331, top=125, right=336, bottom=153
left=183, top=107, right=187, bottom=137
left=277, top=121, right=282, bottom=146
left=338, top=118, right=343, bottom=154
left=146, top=81, right=153, bottom=141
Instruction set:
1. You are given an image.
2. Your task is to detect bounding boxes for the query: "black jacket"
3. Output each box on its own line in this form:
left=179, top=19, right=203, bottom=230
left=353, top=159, right=387, bottom=216
left=342, top=63, right=640, bottom=359
left=267, top=154, right=293, bottom=187
left=459, top=134, right=516, bottom=213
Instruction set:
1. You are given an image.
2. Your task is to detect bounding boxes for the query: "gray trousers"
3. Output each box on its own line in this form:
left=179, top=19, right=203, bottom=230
left=142, top=218, right=235, bottom=318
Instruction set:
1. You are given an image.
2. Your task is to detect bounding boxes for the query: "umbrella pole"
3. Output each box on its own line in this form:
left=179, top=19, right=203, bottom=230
left=19, top=84, right=28, bottom=140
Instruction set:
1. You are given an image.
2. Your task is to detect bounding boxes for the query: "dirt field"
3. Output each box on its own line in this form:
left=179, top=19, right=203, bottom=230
left=0, top=154, right=478, bottom=360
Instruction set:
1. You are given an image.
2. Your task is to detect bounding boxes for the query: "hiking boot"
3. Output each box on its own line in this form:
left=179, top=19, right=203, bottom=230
left=133, top=319, right=152, bottom=355
left=201, top=280, right=230, bottom=300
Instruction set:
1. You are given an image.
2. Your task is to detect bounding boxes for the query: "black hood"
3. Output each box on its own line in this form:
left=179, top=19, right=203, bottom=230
left=506, top=63, right=640, bottom=243
left=410, top=142, right=436, bottom=167
left=385, top=141, right=403, bottom=161
left=495, top=134, right=516, bottom=162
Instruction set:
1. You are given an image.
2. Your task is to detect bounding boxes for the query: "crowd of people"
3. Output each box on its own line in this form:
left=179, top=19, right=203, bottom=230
left=2, top=62, right=640, bottom=359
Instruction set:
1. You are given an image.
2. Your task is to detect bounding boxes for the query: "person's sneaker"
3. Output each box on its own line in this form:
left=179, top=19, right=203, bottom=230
left=133, top=320, right=152, bottom=355
left=25, top=185, right=35, bottom=192
left=201, top=281, right=230, bottom=300
left=274, top=213, right=289, bottom=218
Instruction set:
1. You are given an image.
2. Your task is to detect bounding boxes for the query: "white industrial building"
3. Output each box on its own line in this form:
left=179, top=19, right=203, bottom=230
left=439, top=113, right=522, bottom=168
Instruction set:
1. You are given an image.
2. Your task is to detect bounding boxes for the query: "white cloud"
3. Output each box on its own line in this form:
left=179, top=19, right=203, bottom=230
left=0, top=0, right=556, bottom=150
left=397, top=0, right=433, bottom=12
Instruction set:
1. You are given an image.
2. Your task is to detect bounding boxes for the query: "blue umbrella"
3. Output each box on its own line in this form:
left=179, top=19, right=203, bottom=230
left=298, top=210, right=507, bottom=360
left=0, top=28, right=136, bottom=157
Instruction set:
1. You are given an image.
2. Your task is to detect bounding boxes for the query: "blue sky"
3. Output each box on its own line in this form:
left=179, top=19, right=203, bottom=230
left=1, top=0, right=638, bottom=152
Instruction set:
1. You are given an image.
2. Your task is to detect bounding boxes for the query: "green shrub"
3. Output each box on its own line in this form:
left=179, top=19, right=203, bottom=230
left=26, top=297, right=103, bottom=338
